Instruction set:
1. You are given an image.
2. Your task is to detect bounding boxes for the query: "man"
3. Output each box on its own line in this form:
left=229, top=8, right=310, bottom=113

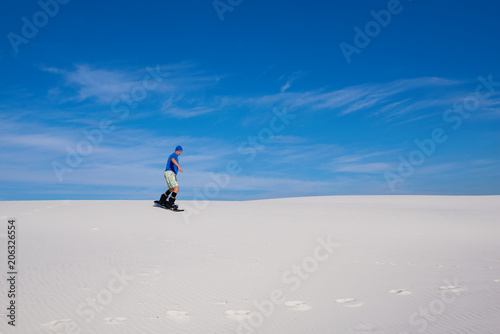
left=158, top=145, right=183, bottom=209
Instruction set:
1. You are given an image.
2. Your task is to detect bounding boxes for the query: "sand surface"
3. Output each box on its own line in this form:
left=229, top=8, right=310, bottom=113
left=0, top=196, right=499, bottom=333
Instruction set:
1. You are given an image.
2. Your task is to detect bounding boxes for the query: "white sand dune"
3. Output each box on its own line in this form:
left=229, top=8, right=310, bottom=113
left=0, top=196, right=499, bottom=333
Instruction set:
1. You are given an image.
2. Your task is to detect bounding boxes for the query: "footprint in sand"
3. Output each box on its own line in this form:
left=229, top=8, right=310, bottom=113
left=284, top=300, right=311, bottom=311
left=389, top=289, right=412, bottom=295
left=353, top=322, right=378, bottom=332
left=166, top=310, right=190, bottom=323
left=104, top=317, right=127, bottom=324
left=139, top=269, right=160, bottom=276
left=336, top=298, right=364, bottom=308
left=138, top=269, right=160, bottom=285
left=41, top=319, right=75, bottom=330
left=439, top=285, right=468, bottom=293
left=225, top=310, right=250, bottom=321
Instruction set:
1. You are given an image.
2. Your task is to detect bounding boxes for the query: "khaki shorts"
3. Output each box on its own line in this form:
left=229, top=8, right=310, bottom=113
left=164, top=170, right=178, bottom=189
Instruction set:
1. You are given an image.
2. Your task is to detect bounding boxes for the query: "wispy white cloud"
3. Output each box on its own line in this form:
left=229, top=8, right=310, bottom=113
left=225, top=77, right=463, bottom=120
left=161, top=96, right=217, bottom=118
left=0, top=116, right=77, bottom=155
left=375, top=98, right=412, bottom=114
left=411, top=163, right=457, bottom=176
left=162, top=106, right=217, bottom=118
left=333, top=151, right=396, bottom=164
left=43, top=65, right=467, bottom=124
left=280, top=81, right=292, bottom=93
left=333, top=162, right=392, bottom=174
left=321, top=150, right=400, bottom=175
left=43, top=63, right=221, bottom=114
left=270, top=135, right=308, bottom=144
left=279, top=71, right=306, bottom=93
left=51, top=65, right=138, bottom=103
left=475, top=92, right=500, bottom=118
left=1, top=133, right=72, bottom=153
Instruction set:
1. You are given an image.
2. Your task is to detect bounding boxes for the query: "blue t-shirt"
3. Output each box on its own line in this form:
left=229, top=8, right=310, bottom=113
left=165, top=152, right=179, bottom=174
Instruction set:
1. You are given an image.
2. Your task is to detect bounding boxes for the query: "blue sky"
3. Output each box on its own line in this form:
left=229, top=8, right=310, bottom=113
left=0, top=0, right=499, bottom=200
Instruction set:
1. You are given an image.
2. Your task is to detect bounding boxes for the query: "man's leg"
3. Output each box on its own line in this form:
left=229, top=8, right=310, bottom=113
left=161, top=171, right=176, bottom=206
left=167, top=186, right=179, bottom=208
left=159, top=190, right=171, bottom=205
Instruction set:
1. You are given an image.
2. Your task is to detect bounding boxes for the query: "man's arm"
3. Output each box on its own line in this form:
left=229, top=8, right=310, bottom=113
left=172, top=158, right=183, bottom=173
